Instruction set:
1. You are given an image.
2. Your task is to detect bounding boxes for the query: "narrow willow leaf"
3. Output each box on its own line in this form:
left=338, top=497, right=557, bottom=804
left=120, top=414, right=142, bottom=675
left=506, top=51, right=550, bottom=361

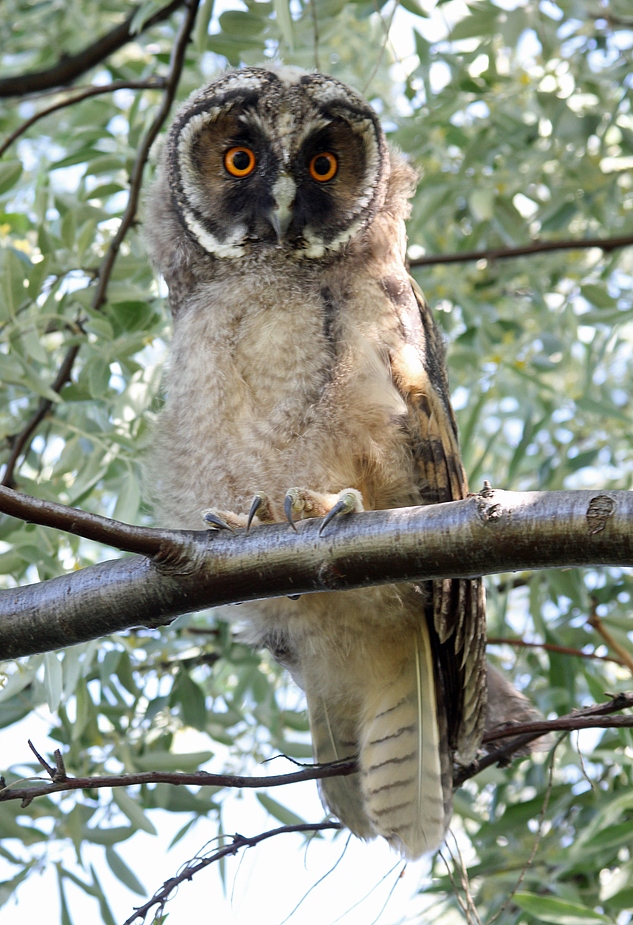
left=273, top=0, right=294, bottom=48
left=105, top=846, right=146, bottom=896
left=256, top=793, right=307, bottom=827
left=112, top=790, right=157, bottom=836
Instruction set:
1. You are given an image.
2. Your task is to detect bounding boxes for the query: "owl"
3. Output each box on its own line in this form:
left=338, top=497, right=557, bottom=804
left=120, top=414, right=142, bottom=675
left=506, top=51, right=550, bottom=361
left=146, top=66, right=499, bottom=859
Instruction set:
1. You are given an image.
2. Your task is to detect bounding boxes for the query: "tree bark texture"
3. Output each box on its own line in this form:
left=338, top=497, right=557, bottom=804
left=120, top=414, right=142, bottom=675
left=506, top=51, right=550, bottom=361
left=0, top=488, right=631, bottom=659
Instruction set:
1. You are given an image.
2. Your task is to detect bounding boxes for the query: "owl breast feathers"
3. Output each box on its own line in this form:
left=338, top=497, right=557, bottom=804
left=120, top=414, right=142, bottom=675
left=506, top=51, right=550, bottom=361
left=145, top=65, right=490, bottom=858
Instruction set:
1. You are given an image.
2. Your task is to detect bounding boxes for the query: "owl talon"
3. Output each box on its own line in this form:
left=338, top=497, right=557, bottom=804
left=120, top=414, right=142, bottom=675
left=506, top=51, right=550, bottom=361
left=202, top=510, right=236, bottom=533
left=284, top=490, right=300, bottom=532
left=319, top=489, right=364, bottom=535
left=246, top=491, right=274, bottom=532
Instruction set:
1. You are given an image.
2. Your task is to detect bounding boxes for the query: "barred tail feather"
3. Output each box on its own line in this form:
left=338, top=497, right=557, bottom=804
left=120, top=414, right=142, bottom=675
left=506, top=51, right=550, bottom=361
left=307, top=692, right=374, bottom=838
left=359, top=623, right=450, bottom=858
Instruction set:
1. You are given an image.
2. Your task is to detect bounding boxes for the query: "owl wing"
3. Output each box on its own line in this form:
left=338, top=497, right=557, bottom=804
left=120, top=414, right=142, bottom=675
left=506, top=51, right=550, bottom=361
left=391, top=275, right=487, bottom=764
left=313, top=275, right=487, bottom=858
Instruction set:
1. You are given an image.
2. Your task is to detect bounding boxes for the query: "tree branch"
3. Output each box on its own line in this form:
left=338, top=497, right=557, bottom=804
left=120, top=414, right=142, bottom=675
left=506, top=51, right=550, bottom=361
left=454, top=692, right=633, bottom=785
left=0, top=752, right=357, bottom=807
left=122, top=822, right=344, bottom=925
left=3, top=695, right=629, bottom=806
left=0, top=486, right=632, bottom=659
left=408, top=233, right=633, bottom=267
left=486, top=636, right=628, bottom=667
left=0, top=0, right=186, bottom=98
left=90, top=0, right=200, bottom=313
left=1, top=343, right=81, bottom=489
left=0, top=79, right=167, bottom=159
left=1, top=0, right=199, bottom=487
left=118, top=693, right=632, bottom=924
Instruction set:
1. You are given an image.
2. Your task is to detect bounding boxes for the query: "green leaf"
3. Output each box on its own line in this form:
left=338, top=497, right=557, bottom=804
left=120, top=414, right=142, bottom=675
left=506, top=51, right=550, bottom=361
left=105, top=846, right=146, bottom=896
left=132, top=750, right=213, bottom=772
left=513, top=893, right=612, bottom=925
left=0, top=161, right=23, bottom=196
left=44, top=651, right=63, bottom=712
left=170, top=669, right=208, bottom=731
left=256, top=793, right=306, bottom=827
left=112, top=789, right=157, bottom=835
left=273, top=0, right=294, bottom=48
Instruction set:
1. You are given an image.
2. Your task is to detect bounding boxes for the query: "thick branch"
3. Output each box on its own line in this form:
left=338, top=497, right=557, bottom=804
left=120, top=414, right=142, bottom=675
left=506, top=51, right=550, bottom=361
left=0, top=0, right=185, bottom=97
left=0, top=487, right=632, bottom=659
left=409, top=233, right=633, bottom=267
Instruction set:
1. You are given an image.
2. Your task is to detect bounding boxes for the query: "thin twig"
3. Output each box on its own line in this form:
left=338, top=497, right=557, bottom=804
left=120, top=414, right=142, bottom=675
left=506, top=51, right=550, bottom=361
left=0, top=756, right=358, bottom=806
left=310, top=0, right=320, bottom=71
left=1, top=343, right=80, bottom=488
left=122, top=822, right=343, bottom=925
left=91, top=0, right=200, bottom=313
left=487, top=636, right=627, bottom=668
left=408, top=233, right=633, bottom=267
left=0, top=79, right=167, bottom=158
left=5, top=696, right=632, bottom=804
left=486, top=735, right=563, bottom=925
left=362, top=0, right=400, bottom=95
left=440, top=843, right=479, bottom=925
left=0, top=0, right=185, bottom=97
left=455, top=692, right=633, bottom=786
left=587, top=604, right=633, bottom=675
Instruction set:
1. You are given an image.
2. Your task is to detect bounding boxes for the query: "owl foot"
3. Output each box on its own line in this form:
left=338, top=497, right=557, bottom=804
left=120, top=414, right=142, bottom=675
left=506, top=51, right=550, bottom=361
left=203, top=492, right=276, bottom=534
left=284, top=487, right=364, bottom=534
left=202, top=509, right=244, bottom=533
left=319, top=489, right=364, bottom=535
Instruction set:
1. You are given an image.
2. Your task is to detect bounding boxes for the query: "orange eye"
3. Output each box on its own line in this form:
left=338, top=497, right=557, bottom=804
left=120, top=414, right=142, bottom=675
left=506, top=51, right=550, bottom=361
left=309, top=152, right=338, bottom=182
left=224, top=146, right=256, bottom=177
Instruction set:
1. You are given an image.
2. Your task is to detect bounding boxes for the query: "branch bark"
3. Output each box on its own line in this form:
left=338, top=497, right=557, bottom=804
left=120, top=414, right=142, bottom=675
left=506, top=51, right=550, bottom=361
left=0, top=79, right=167, bottom=158
left=408, top=233, right=633, bottom=267
left=3, top=695, right=631, bottom=806
left=0, top=486, right=631, bottom=659
left=0, top=0, right=185, bottom=97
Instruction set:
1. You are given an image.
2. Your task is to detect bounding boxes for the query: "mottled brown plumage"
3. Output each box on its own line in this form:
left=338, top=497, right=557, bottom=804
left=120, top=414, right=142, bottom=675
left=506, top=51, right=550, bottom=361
left=145, top=66, right=492, bottom=857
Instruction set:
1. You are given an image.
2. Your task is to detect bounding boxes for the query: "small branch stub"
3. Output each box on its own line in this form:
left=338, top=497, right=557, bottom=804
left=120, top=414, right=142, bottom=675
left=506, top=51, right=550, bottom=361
left=586, top=494, right=616, bottom=536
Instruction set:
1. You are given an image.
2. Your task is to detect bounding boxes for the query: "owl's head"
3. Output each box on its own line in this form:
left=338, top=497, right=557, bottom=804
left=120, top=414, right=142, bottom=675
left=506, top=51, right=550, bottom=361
left=154, top=67, right=392, bottom=262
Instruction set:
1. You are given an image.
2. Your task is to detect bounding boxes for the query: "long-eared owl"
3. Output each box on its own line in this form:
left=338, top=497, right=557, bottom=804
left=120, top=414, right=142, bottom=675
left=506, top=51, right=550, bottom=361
left=145, top=65, right=496, bottom=858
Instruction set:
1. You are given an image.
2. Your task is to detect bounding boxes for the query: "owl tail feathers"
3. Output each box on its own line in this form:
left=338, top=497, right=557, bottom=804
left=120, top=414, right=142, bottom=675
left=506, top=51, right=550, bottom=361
left=359, top=624, right=451, bottom=859
left=307, top=695, right=375, bottom=839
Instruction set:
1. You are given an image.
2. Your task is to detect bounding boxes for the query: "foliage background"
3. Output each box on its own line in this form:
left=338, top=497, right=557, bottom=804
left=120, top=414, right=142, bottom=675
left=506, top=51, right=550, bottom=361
left=1, top=0, right=633, bottom=922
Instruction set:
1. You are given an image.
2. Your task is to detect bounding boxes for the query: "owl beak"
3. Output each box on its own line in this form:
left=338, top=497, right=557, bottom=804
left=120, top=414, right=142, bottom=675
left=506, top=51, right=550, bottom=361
left=269, top=174, right=296, bottom=243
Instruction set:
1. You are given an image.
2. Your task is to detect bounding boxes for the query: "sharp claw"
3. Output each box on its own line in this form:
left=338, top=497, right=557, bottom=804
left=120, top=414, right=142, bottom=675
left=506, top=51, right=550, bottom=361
left=284, top=492, right=298, bottom=532
left=318, top=498, right=348, bottom=535
left=246, top=493, right=263, bottom=533
left=203, top=511, right=236, bottom=533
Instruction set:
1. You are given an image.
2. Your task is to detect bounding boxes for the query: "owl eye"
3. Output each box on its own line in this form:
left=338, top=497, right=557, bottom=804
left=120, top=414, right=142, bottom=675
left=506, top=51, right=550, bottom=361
left=224, top=146, right=257, bottom=177
left=309, top=152, right=338, bottom=182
